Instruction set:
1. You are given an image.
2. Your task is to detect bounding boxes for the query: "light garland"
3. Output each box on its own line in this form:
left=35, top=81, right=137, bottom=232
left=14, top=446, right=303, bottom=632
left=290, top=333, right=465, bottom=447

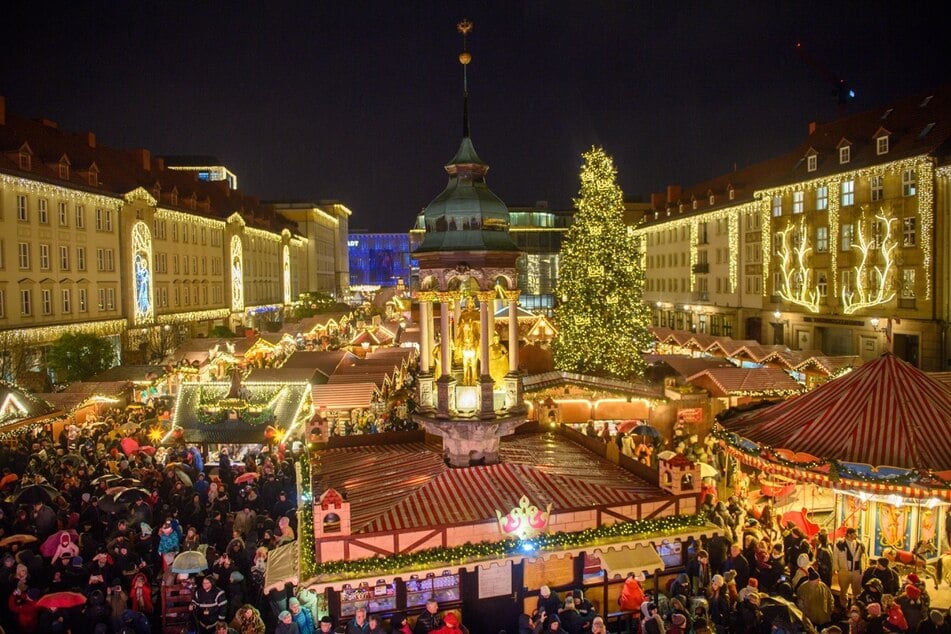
left=776, top=218, right=820, bottom=313
left=303, top=512, right=705, bottom=582
left=841, top=210, right=897, bottom=314
left=155, top=207, right=226, bottom=230
left=0, top=173, right=121, bottom=209
left=157, top=308, right=230, bottom=324
left=0, top=319, right=127, bottom=346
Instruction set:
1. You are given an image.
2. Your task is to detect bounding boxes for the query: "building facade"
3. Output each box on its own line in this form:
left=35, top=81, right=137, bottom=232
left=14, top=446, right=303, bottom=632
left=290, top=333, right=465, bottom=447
left=0, top=97, right=345, bottom=379
left=638, top=85, right=951, bottom=370
left=270, top=201, right=351, bottom=298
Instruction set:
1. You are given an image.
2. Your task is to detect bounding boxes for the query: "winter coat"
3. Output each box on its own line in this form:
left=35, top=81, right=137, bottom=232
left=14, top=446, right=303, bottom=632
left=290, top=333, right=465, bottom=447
left=157, top=527, right=181, bottom=554
left=620, top=576, right=647, bottom=612
left=291, top=606, right=315, bottom=634
left=895, top=595, right=924, bottom=631
left=8, top=592, right=41, bottom=633
left=796, top=579, right=835, bottom=627
left=130, top=572, right=153, bottom=614
left=230, top=605, right=266, bottom=634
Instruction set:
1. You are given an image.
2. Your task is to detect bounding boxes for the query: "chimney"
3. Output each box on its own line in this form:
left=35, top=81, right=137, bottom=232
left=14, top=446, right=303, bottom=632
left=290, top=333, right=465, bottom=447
left=0, top=96, right=6, bottom=126
left=808, top=121, right=818, bottom=135
left=39, top=118, right=58, bottom=129
left=87, top=132, right=96, bottom=148
left=137, top=148, right=151, bottom=171
left=153, top=157, right=165, bottom=171
left=666, top=185, right=681, bottom=204
left=650, top=192, right=665, bottom=210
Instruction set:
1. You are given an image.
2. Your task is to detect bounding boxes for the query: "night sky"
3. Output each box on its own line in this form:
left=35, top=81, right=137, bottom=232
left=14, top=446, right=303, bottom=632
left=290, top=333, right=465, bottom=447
left=4, top=2, right=949, bottom=232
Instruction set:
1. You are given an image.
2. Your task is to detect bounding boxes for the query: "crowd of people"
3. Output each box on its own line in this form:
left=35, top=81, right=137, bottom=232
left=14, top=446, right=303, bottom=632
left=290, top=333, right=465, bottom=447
left=0, top=405, right=303, bottom=634
left=519, top=514, right=947, bottom=634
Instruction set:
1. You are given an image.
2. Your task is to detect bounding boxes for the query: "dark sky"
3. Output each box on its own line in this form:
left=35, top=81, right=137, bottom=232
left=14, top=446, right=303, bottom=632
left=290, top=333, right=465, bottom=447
left=4, top=2, right=949, bottom=232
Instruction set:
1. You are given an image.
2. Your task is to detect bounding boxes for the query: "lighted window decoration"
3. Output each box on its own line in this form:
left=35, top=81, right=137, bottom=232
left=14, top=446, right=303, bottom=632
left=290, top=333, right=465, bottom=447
left=131, top=222, right=154, bottom=325
left=841, top=210, right=897, bottom=314
left=775, top=218, right=820, bottom=313
left=231, top=235, right=244, bottom=312
left=282, top=245, right=291, bottom=305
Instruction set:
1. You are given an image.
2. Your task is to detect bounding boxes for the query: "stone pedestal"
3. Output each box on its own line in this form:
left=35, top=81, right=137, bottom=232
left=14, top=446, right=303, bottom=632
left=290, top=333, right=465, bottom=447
left=417, top=373, right=435, bottom=411
left=504, top=372, right=524, bottom=411
left=416, top=412, right=527, bottom=468
left=479, top=375, right=495, bottom=419
left=436, top=375, right=456, bottom=418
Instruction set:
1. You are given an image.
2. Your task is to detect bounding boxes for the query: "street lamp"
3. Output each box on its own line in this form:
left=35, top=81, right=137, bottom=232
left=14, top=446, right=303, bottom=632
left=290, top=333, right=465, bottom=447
left=773, top=310, right=782, bottom=320
left=870, top=317, right=882, bottom=331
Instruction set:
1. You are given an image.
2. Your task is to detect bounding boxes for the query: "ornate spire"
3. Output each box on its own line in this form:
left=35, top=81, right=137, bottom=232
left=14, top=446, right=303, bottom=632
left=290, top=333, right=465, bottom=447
left=457, top=19, right=473, bottom=138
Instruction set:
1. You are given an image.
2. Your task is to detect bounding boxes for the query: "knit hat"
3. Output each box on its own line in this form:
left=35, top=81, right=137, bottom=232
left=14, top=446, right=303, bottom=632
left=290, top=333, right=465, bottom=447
left=289, top=597, right=300, bottom=607
left=931, top=610, right=945, bottom=625
left=808, top=568, right=820, bottom=581
left=672, top=613, right=687, bottom=627
left=711, top=574, right=724, bottom=587
left=907, top=573, right=920, bottom=584
left=71, top=556, right=83, bottom=566
left=797, top=553, right=811, bottom=568
left=444, top=612, right=460, bottom=627
left=723, top=570, right=736, bottom=585
left=867, top=603, right=882, bottom=617
left=905, top=584, right=921, bottom=600
left=321, top=616, right=334, bottom=623
left=140, top=522, right=152, bottom=537
left=747, top=578, right=759, bottom=588
left=278, top=610, right=292, bottom=622
left=865, top=577, right=883, bottom=589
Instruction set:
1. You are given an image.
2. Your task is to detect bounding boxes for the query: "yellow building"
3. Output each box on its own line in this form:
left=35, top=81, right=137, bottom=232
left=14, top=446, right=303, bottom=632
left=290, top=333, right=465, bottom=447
left=639, top=85, right=951, bottom=370
left=271, top=201, right=351, bottom=298
left=0, top=97, right=342, bottom=379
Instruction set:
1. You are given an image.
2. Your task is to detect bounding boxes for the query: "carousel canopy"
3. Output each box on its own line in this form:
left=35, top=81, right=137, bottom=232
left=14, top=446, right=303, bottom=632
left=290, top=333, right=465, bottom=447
left=721, top=353, right=951, bottom=471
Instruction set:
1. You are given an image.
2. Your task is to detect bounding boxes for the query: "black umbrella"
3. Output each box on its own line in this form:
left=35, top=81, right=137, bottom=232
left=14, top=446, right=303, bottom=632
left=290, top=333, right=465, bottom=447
left=97, top=495, right=129, bottom=515
left=113, top=487, right=150, bottom=504
left=759, top=596, right=807, bottom=628
left=13, top=483, right=60, bottom=505
left=91, top=474, right=121, bottom=486
left=61, top=454, right=88, bottom=467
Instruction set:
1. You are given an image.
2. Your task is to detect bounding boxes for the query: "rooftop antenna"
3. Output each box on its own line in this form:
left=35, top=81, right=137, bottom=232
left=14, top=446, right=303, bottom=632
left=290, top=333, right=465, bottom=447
left=457, top=18, right=473, bottom=138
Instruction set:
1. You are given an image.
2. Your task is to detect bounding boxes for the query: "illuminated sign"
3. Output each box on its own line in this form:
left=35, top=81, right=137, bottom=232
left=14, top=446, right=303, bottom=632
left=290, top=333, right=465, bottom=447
left=496, top=495, right=552, bottom=540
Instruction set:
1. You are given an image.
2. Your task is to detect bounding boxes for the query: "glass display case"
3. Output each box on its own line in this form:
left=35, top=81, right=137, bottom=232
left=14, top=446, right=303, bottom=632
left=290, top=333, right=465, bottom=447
left=405, top=572, right=461, bottom=608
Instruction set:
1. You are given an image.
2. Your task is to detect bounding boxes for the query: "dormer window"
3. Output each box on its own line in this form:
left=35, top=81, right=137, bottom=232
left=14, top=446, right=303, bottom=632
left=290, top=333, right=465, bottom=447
left=19, top=151, right=31, bottom=171
left=839, top=145, right=850, bottom=164
left=876, top=136, right=889, bottom=155
left=170, top=188, right=179, bottom=205
left=807, top=154, right=817, bottom=172
left=58, top=159, right=70, bottom=180
left=692, top=199, right=698, bottom=210
left=86, top=163, right=99, bottom=187
left=678, top=203, right=685, bottom=213
left=728, top=187, right=735, bottom=200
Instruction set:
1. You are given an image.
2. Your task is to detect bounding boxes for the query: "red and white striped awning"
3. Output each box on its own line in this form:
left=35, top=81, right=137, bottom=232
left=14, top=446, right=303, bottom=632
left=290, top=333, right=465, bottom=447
left=722, top=353, right=951, bottom=471
left=313, top=435, right=666, bottom=534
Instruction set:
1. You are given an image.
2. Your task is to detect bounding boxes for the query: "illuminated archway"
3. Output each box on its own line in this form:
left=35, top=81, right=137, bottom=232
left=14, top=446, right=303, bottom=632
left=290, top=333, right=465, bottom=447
left=231, top=235, right=244, bottom=312
left=283, top=245, right=291, bottom=305
left=131, top=221, right=154, bottom=324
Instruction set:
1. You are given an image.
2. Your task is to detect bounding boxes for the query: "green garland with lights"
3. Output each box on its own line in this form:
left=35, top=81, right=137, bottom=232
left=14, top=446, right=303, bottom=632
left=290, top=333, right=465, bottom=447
left=298, top=452, right=317, bottom=581
left=302, top=512, right=705, bottom=582
left=713, top=426, right=951, bottom=489
left=553, top=147, right=653, bottom=380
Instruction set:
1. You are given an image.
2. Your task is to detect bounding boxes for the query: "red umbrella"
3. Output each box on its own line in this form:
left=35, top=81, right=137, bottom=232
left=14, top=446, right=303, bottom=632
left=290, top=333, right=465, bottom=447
left=40, top=530, right=79, bottom=558
left=36, top=591, right=87, bottom=609
left=120, top=437, right=140, bottom=456
left=0, top=473, right=18, bottom=489
left=615, top=420, right=639, bottom=434
left=135, top=446, right=156, bottom=456
left=234, top=472, right=260, bottom=485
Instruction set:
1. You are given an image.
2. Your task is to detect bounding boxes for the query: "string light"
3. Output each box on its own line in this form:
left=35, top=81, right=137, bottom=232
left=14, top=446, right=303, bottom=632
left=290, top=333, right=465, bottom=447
left=841, top=210, right=897, bottom=314
left=0, top=319, right=127, bottom=346
left=157, top=308, right=230, bottom=325
left=775, top=218, right=820, bottom=313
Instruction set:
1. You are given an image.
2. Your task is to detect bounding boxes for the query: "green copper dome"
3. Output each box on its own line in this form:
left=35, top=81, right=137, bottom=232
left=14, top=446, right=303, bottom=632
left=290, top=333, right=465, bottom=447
left=416, top=137, right=519, bottom=253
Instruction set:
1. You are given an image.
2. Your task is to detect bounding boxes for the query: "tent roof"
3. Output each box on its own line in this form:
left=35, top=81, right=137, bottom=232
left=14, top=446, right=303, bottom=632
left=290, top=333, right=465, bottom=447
left=721, top=354, right=951, bottom=470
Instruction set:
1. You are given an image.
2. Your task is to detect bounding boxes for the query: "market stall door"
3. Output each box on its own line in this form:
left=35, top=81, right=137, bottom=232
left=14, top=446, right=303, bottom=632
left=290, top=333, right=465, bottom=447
left=467, top=594, right=522, bottom=633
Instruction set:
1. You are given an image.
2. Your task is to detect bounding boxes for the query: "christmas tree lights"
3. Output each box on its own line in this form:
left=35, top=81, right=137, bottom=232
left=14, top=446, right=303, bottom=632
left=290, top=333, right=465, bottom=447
left=554, top=148, right=652, bottom=379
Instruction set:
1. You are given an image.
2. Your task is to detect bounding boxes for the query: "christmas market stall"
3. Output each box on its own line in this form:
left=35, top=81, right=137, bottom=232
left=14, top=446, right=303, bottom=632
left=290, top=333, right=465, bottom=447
left=716, top=354, right=951, bottom=584
left=0, top=381, right=58, bottom=441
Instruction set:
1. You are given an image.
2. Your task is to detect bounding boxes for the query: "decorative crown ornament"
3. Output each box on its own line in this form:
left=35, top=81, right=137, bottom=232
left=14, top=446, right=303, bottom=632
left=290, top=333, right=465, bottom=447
left=496, top=495, right=553, bottom=540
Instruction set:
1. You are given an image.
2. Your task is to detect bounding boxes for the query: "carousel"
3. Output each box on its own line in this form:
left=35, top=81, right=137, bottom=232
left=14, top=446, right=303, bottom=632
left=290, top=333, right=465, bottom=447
left=715, top=354, right=951, bottom=586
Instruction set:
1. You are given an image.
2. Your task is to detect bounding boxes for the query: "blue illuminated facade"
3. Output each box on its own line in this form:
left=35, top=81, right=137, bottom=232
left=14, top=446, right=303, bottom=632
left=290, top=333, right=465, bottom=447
left=348, top=232, right=413, bottom=287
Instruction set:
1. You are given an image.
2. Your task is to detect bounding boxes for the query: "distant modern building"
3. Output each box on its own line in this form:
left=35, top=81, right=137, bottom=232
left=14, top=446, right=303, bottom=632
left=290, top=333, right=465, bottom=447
left=161, top=155, right=239, bottom=190
left=269, top=201, right=351, bottom=298
left=347, top=232, right=412, bottom=288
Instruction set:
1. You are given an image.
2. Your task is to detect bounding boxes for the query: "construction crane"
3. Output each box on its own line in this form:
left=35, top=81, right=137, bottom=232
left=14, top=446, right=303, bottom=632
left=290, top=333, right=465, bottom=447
left=795, top=41, right=855, bottom=115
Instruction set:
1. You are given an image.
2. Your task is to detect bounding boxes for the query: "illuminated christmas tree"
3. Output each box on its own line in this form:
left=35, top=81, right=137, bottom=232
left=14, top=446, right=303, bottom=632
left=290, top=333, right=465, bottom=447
left=553, top=147, right=652, bottom=379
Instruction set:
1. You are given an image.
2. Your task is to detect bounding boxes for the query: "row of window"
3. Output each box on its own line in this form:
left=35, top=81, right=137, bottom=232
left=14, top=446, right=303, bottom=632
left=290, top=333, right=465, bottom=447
left=152, top=219, right=224, bottom=246
left=771, top=171, right=916, bottom=216
left=11, top=197, right=115, bottom=230
left=1, top=242, right=114, bottom=272
left=654, top=310, right=735, bottom=336
left=0, top=287, right=111, bottom=319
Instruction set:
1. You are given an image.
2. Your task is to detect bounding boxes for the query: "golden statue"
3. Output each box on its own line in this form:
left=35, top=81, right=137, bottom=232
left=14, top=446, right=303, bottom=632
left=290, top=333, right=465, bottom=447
left=488, top=332, right=508, bottom=388
left=454, top=307, right=480, bottom=386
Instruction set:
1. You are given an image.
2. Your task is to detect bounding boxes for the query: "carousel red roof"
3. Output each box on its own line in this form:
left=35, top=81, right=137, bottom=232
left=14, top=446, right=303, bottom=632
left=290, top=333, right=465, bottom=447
left=721, top=353, right=951, bottom=471
left=312, top=433, right=666, bottom=534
